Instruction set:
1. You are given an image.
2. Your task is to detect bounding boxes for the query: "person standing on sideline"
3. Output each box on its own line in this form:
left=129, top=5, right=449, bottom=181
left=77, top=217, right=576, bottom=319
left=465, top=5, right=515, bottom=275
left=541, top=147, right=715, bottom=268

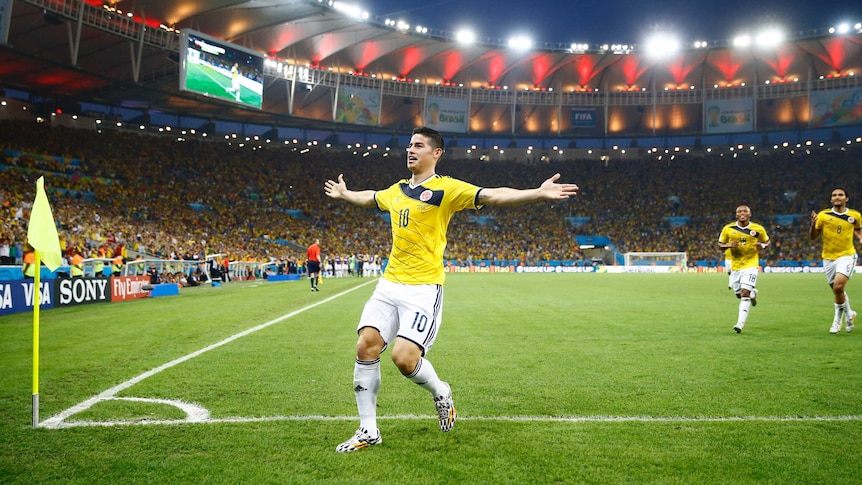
left=21, top=243, right=36, bottom=279
left=306, top=238, right=321, bottom=291
left=718, top=205, right=770, bottom=333
left=111, top=255, right=124, bottom=277
left=93, top=253, right=105, bottom=278
left=70, top=250, right=84, bottom=278
left=0, top=238, right=11, bottom=265
left=810, top=188, right=862, bottom=334
left=324, top=126, right=579, bottom=453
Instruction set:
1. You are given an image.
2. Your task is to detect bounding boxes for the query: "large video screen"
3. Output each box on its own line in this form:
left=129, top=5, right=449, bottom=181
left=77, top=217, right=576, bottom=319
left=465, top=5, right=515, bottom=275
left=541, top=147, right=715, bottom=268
left=179, top=29, right=264, bottom=109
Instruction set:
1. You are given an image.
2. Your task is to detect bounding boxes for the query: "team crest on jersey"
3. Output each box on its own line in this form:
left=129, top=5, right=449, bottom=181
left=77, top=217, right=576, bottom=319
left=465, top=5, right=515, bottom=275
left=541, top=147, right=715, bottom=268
left=749, top=230, right=757, bottom=236
left=399, top=182, right=444, bottom=206
left=850, top=216, right=856, bottom=224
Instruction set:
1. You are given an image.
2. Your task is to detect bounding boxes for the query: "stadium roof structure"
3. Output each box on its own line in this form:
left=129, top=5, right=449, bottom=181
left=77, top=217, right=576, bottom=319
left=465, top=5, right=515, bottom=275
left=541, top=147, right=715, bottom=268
left=1, top=0, right=862, bottom=139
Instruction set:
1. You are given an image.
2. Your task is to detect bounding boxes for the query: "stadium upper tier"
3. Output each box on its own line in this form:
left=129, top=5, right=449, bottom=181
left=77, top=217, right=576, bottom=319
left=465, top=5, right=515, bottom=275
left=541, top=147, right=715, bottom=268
left=1, top=0, right=861, bottom=139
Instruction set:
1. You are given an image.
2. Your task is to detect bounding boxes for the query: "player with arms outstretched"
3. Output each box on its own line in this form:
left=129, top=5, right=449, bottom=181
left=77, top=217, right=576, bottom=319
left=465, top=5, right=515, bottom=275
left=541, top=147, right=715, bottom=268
left=810, top=187, right=862, bottom=334
left=324, top=126, right=579, bottom=453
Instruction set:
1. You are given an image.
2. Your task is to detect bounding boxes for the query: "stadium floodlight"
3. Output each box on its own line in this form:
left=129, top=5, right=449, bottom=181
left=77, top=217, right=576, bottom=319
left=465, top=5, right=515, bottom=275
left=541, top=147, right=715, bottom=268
left=508, top=35, right=533, bottom=51
left=644, top=33, right=680, bottom=59
left=835, top=23, right=850, bottom=34
left=755, top=28, right=784, bottom=48
left=732, top=34, right=751, bottom=48
left=455, top=29, right=476, bottom=45
left=331, top=1, right=367, bottom=20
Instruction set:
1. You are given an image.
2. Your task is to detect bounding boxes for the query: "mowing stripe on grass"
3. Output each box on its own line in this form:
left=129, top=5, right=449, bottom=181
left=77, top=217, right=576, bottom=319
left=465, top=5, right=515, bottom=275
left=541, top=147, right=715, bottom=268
left=39, top=279, right=379, bottom=430
left=46, top=413, right=862, bottom=429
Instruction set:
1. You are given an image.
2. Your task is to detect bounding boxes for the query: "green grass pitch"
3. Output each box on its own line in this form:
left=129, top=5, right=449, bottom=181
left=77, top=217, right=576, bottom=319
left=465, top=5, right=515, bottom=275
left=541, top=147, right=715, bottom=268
left=1, top=272, right=860, bottom=483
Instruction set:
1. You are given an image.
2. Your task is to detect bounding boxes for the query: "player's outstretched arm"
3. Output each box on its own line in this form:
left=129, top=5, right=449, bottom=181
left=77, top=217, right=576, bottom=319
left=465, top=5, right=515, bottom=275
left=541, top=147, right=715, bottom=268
left=324, top=174, right=377, bottom=208
left=478, top=173, right=579, bottom=207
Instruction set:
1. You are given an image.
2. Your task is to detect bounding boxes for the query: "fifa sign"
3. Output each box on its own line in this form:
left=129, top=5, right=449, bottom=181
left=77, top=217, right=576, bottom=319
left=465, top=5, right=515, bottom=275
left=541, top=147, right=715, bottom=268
left=571, top=109, right=596, bottom=128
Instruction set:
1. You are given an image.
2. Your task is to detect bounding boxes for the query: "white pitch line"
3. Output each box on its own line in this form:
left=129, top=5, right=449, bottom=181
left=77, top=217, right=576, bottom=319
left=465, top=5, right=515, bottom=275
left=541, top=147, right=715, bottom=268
left=39, top=279, right=379, bottom=429
left=45, top=413, right=862, bottom=429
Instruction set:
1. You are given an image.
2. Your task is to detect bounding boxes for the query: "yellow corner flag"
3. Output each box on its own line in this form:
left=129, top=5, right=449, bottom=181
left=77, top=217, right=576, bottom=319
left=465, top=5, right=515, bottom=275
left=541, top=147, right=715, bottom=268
left=27, top=176, right=62, bottom=428
left=27, top=176, right=62, bottom=271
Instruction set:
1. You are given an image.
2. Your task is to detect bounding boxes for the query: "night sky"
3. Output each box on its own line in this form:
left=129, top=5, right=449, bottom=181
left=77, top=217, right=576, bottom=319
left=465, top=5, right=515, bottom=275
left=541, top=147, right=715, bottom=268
left=365, top=0, right=861, bottom=46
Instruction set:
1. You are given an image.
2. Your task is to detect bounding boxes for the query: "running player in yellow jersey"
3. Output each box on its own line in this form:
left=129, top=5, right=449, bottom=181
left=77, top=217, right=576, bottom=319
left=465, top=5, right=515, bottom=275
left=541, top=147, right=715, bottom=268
left=810, top=187, right=862, bottom=334
left=324, top=126, right=579, bottom=452
left=718, top=205, right=770, bottom=333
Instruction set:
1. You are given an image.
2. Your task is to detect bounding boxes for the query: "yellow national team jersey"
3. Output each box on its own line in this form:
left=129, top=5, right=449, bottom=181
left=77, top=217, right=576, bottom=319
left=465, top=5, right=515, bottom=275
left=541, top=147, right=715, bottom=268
left=718, top=222, right=770, bottom=271
left=375, top=175, right=482, bottom=285
left=814, top=208, right=862, bottom=260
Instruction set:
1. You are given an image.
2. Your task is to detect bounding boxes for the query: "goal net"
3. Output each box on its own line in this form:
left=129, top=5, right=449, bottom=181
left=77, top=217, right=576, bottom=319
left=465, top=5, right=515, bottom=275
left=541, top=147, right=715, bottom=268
left=623, top=252, right=687, bottom=267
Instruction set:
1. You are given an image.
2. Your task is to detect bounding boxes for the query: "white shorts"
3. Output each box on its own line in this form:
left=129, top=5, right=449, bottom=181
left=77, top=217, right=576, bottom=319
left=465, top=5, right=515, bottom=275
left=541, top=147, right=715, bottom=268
left=824, top=254, right=857, bottom=285
left=730, top=267, right=759, bottom=294
left=357, top=278, right=443, bottom=355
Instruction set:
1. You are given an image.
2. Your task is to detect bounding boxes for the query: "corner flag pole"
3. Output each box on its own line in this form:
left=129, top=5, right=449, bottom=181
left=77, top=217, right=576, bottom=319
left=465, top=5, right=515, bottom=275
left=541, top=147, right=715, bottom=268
left=32, top=250, right=42, bottom=428
left=27, top=176, right=62, bottom=429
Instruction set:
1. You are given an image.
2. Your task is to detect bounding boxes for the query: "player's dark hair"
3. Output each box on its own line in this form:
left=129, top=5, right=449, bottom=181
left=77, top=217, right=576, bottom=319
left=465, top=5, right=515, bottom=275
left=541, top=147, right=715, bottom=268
left=412, top=126, right=445, bottom=151
left=832, top=187, right=848, bottom=198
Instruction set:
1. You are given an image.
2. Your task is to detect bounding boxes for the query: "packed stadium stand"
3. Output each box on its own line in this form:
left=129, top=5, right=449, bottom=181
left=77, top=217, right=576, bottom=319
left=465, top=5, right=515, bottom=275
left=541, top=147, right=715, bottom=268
left=1, top=118, right=860, bottom=269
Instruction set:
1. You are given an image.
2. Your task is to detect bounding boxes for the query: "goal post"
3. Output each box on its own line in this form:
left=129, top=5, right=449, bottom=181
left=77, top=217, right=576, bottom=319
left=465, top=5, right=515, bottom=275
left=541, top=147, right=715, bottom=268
left=623, top=252, right=687, bottom=268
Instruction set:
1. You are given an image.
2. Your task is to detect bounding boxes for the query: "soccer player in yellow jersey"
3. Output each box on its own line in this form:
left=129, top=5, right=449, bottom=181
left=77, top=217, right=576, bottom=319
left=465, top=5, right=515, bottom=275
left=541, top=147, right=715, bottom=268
left=718, top=205, right=770, bottom=333
left=810, top=187, right=862, bottom=334
left=324, top=126, right=579, bottom=452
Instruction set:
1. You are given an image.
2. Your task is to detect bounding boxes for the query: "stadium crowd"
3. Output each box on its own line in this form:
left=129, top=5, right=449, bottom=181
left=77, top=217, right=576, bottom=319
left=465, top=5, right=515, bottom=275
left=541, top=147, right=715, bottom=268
left=1, top=119, right=860, bottom=269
